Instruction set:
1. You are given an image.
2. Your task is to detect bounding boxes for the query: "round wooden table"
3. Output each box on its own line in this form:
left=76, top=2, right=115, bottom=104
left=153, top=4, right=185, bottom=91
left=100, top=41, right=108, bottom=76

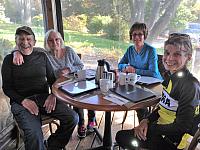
left=52, top=77, right=162, bottom=150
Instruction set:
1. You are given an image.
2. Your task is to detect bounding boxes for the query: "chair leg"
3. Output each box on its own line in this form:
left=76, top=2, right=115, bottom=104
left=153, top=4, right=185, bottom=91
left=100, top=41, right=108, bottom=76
left=49, top=123, right=53, bottom=134
left=16, top=125, right=21, bottom=148
left=14, top=120, right=22, bottom=149
left=121, top=111, right=128, bottom=125
left=48, top=120, right=60, bottom=134
left=52, top=120, right=60, bottom=128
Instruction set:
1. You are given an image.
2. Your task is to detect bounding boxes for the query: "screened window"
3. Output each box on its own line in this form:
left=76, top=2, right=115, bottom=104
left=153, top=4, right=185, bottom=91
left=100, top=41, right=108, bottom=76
left=60, top=0, right=200, bottom=79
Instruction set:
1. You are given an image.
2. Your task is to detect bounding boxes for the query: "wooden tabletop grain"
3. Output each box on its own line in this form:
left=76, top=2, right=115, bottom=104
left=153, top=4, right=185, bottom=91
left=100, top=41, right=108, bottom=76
left=52, top=77, right=162, bottom=112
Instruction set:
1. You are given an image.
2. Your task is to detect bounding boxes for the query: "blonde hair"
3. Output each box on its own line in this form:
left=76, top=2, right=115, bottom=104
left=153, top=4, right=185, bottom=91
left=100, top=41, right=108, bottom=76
left=44, top=29, right=65, bottom=52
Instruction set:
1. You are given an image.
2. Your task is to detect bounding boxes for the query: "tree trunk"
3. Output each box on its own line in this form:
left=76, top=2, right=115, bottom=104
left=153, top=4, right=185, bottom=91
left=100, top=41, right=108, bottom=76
left=129, top=0, right=135, bottom=24
left=146, top=0, right=162, bottom=30
left=147, top=0, right=181, bottom=44
left=129, top=0, right=145, bottom=24
left=23, top=0, right=31, bottom=25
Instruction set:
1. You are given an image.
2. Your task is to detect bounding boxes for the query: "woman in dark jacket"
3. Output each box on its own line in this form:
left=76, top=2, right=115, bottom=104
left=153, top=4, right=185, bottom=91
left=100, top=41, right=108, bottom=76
left=115, top=33, right=200, bottom=150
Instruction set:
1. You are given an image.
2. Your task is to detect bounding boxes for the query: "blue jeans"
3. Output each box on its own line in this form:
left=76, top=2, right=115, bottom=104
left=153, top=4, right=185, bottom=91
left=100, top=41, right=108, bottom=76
left=11, top=94, right=79, bottom=150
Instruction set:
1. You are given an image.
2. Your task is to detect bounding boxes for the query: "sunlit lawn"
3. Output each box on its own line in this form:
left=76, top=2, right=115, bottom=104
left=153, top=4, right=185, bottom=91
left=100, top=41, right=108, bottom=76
left=0, top=23, right=130, bottom=52
left=0, top=23, right=164, bottom=66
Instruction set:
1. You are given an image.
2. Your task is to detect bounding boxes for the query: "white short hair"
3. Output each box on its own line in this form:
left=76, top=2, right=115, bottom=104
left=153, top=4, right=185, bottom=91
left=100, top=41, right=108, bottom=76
left=44, top=29, right=64, bottom=52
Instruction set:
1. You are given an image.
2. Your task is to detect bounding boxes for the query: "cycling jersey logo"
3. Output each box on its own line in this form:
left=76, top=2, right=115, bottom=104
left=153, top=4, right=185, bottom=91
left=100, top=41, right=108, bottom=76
left=159, top=90, right=178, bottom=111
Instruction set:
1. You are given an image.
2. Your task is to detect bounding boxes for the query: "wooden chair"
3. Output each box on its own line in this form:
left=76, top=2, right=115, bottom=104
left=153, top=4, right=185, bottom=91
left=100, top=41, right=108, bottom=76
left=187, top=115, right=200, bottom=150
left=40, top=115, right=60, bottom=134
left=77, top=53, right=81, bottom=59
left=187, top=126, right=200, bottom=150
left=157, top=54, right=167, bottom=79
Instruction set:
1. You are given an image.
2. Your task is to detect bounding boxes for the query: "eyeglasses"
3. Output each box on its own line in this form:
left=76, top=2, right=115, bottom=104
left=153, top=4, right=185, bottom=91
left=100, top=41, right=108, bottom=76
left=132, top=33, right=144, bottom=38
left=169, top=33, right=190, bottom=40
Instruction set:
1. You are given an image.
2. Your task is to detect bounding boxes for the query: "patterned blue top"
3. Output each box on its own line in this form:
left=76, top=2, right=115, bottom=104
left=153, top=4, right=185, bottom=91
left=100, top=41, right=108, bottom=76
left=118, top=43, right=162, bottom=80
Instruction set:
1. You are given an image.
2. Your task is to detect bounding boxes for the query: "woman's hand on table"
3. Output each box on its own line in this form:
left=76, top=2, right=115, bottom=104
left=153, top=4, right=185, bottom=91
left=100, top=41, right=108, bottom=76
left=134, top=118, right=149, bottom=141
left=43, top=94, right=57, bottom=113
left=123, top=65, right=135, bottom=73
left=59, top=68, right=71, bottom=77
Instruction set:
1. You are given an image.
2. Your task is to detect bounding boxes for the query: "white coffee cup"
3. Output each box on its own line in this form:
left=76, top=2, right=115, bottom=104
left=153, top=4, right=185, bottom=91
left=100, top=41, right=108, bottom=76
left=127, top=73, right=141, bottom=85
left=119, top=72, right=126, bottom=85
left=74, top=70, right=86, bottom=81
left=99, top=78, right=110, bottom=94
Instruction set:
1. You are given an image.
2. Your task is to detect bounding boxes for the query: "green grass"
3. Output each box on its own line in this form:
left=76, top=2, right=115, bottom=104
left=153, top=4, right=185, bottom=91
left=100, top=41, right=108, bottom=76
left=0, top=23, right=45, bottom=47
left=0, top=23, right=130, bottom=56
left=0, top=23, right=163, bottom=58
left=64, top=30, right=129, bottom=51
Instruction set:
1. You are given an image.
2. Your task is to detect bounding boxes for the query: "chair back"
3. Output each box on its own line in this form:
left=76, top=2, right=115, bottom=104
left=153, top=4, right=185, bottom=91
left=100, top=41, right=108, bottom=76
left=188, top=124, right=200, bottom=150
left=77, top=53, right=81, bottom=59
left=157, top=54, right=167, bottom=78
left=187, top=114, right=200, bottom=150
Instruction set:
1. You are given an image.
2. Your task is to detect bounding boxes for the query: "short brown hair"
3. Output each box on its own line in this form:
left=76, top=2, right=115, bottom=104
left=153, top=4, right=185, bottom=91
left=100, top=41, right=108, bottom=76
left=165, top=33, right=193, bottom=55
left=129, top=22, right=148, bottom=40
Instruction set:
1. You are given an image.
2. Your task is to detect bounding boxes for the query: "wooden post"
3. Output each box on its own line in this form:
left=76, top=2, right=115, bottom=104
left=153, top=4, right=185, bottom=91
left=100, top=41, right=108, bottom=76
left=55, top=0, right=64, bottom=40
left=41, top=0, right=64, bottom=40
left=41, top=0, right=54, bottom=33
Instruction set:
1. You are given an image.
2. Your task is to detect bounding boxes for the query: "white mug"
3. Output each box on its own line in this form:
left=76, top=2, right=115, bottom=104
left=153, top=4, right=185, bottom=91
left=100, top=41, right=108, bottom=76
left=127, top=73, right=141, bottom=85
left=119, top=72, right=126, bottom=85
left=99, top=78, right=110, bottom=94
left=74, top=70, right=86, bottom=81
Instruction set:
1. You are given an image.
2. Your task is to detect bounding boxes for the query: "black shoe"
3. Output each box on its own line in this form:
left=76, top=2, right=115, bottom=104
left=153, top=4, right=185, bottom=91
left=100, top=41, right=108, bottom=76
left=45, top=140, right=66, bottom=150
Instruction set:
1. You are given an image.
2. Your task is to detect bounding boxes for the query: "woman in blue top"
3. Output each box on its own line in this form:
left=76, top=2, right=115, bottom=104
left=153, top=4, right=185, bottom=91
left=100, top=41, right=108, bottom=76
left=118, top=22, right=162, bottom=122
left=118, top=22, right=162, bottom=80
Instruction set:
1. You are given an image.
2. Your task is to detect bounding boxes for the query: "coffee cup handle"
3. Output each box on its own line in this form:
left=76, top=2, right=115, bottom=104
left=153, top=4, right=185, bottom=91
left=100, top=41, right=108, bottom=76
left=137, top=75, right=141, bottom=82
left=109, top=69, right=117, bottom=83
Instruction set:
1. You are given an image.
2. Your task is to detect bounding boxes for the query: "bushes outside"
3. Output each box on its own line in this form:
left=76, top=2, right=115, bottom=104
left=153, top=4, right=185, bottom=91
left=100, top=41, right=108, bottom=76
left=63, top=14, right=88, bottom=32
left=32, top=15, right=43, bottom=27
left=0, top=38, right=13, bottom=62
left=64, top=14, right=129, bottom=42
left=103, top=17, right=129, bottom=41
left=86, top=16, right=103, bottom=34
left=86, top=16, right=112, bottom=34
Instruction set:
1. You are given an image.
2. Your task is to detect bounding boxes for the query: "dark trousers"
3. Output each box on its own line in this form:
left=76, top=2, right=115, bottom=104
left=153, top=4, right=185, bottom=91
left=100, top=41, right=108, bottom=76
left=73, top=107, right=95, bottom=126
left=115, top=129, right=183, bottom=150
left=11, top=94, right=79, bottom=150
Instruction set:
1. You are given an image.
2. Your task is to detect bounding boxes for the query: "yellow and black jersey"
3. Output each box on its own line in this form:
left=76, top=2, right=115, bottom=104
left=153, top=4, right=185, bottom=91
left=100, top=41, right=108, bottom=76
left=147, top=68, right=200, bottom=149
left=158, top=68, right=200, bottom=126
